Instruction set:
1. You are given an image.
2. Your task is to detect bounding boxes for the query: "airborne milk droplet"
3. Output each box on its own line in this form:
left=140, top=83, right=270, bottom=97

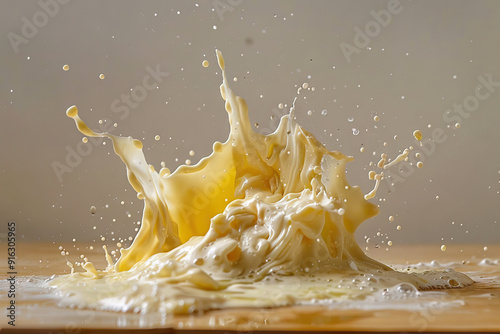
left=413, top=130, right=422, bottom=141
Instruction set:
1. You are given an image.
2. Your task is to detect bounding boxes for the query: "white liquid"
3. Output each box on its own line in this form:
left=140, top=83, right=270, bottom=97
left=49, top=50, right=473, bottom=315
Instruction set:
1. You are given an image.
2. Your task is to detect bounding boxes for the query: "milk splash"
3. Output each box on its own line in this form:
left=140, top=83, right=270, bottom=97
left=51, top=50, right=473, bottom=314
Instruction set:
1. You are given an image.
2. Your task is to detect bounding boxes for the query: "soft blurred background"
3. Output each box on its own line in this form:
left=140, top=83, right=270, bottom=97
left=1, top=1, right=499, bottom=252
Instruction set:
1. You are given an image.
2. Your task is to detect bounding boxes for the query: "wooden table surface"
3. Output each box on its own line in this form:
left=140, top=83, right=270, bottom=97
left=1, top=242, right=499, bottom=333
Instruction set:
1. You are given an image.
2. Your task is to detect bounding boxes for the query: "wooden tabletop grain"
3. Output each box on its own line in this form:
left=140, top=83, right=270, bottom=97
left=1, top=242, right=499, bottom=333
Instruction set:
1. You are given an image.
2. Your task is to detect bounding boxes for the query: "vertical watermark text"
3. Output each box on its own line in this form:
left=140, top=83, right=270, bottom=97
left=6, top=221, right=17, bottom=327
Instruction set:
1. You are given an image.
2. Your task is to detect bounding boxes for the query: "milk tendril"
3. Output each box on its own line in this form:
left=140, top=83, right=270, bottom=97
left=51, top=50, right=473, bottom=314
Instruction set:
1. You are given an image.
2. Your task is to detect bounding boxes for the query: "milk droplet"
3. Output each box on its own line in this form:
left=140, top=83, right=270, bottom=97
left=63, top=64, right=70, bottom=71
left=99, top=74, right=105, bottom=80
left=373, top=116, right=380, bottom=122
left=185, top=159, right=192, bottom=165
left=397, top=225, right=401, bottom=230
left=441, top=245, right=447, bottom=251
left=389, top=216, right=394, bottom=222
left=352, top=128, right=359, bottom=136
left=416, top=161, right=423, bottom=168
left=155, top=135, right=160, bottom=141
left=387, top=241, right=393, bottom=246
left=82, top=137, right=88, bottom=143
left=455, top=123, right=461, bottom=128
left=90, top=206, right=96, bottom=215
left=189, top=150, right=195, bottom=156
left=202, top=60, right=209, bottom=68
left=321, top=109, right=328, bottom=116
left=413, top=130, right=422, bottom=141
left=483, top=246, right=488, bottom=251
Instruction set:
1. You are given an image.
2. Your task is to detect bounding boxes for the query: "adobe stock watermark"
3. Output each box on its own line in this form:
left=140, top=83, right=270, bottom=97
left=383, top=73, right=499, bottom=192
left=51, top=64, right=169, bottom=183
left=340, top=0, right=408, bottom=64
left=213, top=0, right=243, bottom=21
left=7, top=0, right=71, bottom=54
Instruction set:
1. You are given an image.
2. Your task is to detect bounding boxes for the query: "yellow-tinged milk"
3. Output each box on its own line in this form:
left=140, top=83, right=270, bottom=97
left=53, top=50, right=473, bottom=315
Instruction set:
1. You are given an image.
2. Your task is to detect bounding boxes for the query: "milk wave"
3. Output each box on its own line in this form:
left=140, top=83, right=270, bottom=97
left=51, top=50, right=473, bottom=314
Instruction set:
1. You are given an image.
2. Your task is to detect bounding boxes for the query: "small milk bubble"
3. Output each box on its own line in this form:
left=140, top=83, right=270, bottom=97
left=90, top=206, right=96, bottom=215
left=63, top=64, right=70, bottom=71
left=202, top=60, right=209, bottom=68
left=189, top=150, right=195, bottom=156
left=441, top=245, right=447, bottom=251
left=99, top=74, right=105, bottom=80
left=155, top=135, right=160, bottom=141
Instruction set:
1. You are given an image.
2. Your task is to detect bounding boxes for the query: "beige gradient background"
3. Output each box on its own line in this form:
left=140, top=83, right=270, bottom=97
left=1, top=0, right=499, bottom=250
